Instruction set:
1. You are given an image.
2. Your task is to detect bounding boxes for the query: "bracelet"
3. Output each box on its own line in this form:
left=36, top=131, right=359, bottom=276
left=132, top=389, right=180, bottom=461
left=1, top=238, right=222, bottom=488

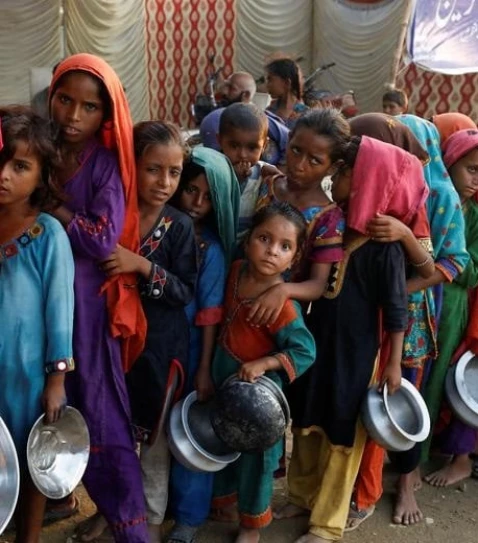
left=411, top=256, right=432, bottom=268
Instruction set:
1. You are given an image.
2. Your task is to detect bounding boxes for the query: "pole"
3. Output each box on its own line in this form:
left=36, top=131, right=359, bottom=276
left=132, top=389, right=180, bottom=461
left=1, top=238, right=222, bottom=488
left=389, top=0, right=415, bottom=85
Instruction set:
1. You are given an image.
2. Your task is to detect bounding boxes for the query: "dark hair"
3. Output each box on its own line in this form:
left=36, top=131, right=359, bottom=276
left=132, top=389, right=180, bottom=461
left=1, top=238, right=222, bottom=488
left=249, top=201, right=307, bottom=254
left=133, top=120, right=189, bottom=160
left=50, top=70, right=113, bottom=122
left=219, top=103, right=268, bottom=141
left=266, top=58, right=303, bottom=100
left=291, top=108, right=351, bottom=163
left=0, top=105, right=62, bottom=209
left=383, top=88, right=408, bottom=108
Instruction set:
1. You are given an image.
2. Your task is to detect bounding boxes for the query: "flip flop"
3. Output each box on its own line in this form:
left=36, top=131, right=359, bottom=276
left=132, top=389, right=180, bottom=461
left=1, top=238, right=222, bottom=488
left=344, top=504, right=375, bottom=532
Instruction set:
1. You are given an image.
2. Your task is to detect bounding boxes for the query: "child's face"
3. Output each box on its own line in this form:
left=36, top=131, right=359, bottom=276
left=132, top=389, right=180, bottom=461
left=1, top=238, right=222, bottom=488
left=331, top=166, right=352, bottom=204
left=266, top=72, right=288, bottom=99
left=50, top=72, right=105, bottom=146
left=0, top=140, right=41, bottom=207
left=286, top=128, right=334, bottom=188
left=218, top=127, right=267, bottom=180
left=245, top=215, right=298, bottom=277
left=382, top=100, right=405, bottom=116
left=449, top=147, right=478, bottom=201
left=179, top=173, right=213, bottom=223
left=137, top=143, right=183, bottom=209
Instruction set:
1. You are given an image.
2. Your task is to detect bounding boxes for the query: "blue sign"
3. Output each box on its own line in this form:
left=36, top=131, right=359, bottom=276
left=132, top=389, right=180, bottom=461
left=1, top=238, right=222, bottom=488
left=407, top=0, right=478, bottom=73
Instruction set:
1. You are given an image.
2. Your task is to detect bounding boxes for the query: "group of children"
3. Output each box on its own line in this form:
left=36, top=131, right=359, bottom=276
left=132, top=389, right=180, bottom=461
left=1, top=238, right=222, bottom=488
left=1, top=54, right=477, bottom=543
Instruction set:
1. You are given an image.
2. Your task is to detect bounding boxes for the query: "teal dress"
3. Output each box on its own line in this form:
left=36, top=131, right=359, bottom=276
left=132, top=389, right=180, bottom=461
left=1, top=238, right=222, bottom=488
left=0, top=213, right=75, bottom=461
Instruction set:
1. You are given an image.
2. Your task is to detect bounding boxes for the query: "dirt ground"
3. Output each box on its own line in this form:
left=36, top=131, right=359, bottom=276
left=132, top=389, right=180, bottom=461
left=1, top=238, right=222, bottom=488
left=1, top=461, right=477, bottom=543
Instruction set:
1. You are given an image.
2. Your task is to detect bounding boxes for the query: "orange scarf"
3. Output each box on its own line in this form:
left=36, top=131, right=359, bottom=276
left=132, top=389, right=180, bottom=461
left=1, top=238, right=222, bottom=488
left=50, top=53, right=146, bottom=372
left=432, top=112, right=477, bottom=149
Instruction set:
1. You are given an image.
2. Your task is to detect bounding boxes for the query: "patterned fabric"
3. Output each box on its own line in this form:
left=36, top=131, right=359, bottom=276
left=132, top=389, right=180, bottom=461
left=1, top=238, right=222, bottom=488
left=442, top=128, right=478, bottom=169
left=145, top=0, right=236, bottom=126
left=256, top=175, right=345, bottom=267
left=266, top=100, right=309, bottom=129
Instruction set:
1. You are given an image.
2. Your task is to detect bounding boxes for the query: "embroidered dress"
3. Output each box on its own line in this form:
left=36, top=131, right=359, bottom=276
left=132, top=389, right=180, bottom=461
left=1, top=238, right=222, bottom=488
left=211, top=261, right=316, bottom=529
left=0, top=214, right=74, bottom=462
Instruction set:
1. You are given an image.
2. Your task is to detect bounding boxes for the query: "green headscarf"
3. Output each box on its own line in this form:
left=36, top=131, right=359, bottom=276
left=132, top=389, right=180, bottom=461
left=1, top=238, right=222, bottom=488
left=189, top=146, right=240, bottom=264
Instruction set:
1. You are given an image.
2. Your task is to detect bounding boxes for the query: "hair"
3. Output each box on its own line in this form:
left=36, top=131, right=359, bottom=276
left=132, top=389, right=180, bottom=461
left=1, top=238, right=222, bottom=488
left=0, top=105, right=62, bottom=209
left=382, top=88, right=408, bottom=109
left=133, top=120, right=189, bottom=160
left=50, top=70, right=113, bottom=121
left=219, top=103, right=268, bottom=141
left=291, top=108, right=351, bottom=163
left=266, top=58, right=303, bottom=100
left=249, top=201, right=307, bottom=255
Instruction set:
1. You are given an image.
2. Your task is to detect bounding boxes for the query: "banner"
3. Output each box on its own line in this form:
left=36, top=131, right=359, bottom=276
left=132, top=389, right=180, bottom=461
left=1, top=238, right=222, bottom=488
left=407, top=0, right=478, bottom=74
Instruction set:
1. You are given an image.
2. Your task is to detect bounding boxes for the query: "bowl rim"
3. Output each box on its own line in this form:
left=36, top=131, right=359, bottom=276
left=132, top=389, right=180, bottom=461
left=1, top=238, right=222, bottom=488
left=0, top=416, right=20, bottom=535
left=455, top=350, right=478, bottom=414
left=180, top=392, right=241, bottom=464
left=383, top=379, right=430, bottom=442
left=446, top=365, right=478, bottom=428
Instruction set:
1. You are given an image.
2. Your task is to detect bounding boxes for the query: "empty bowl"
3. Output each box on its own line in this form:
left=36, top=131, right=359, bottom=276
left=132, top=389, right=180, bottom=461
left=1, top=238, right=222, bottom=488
left=0, top=417, right=19, bottom=535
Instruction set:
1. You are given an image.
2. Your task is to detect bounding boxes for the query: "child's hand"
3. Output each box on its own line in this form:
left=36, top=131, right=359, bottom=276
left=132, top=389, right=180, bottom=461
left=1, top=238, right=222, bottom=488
left=238, top=360, right=267, bottom=383
left=367, top=214, right=410, bottom=243
left=194, top=367, right=215, bottom=402
left=101, top=244, right=142, bottom=276
left=378, top=362, right=402, bottom=395
left=247, top=284, right=287, bottom=327
left=42, top=375, right=67, bottom=424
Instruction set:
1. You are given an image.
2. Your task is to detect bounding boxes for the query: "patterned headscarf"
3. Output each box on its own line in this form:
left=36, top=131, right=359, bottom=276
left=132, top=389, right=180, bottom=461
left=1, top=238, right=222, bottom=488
left=442, top=129, right=478, bottom=169
left=432, top=113, right=477, bottom=149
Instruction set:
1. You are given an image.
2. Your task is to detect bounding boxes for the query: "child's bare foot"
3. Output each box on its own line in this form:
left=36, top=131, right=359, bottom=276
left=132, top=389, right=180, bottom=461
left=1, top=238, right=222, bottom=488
left=294, top=534, right=329, bottom=543
left=209, top=503, right=239, bottom=522
left=412, top=466, right=423, bottom=491
left=236, top=527, right=260, bottom=543
left=73, top=513, right=109, bottom=541
left=393, top=473, right=423, bottom=526
left=273, top=503, right=308, bottom=519
left=148, top=522, right=162, bottom=543
left=425, top=454, right=472, bottom=487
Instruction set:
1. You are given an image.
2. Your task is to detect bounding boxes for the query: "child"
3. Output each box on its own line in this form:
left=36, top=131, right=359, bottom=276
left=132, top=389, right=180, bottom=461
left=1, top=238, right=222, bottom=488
left=382, top=87, right=408, bottom=116
left=102, top=121, right=197, bottom=543
left=167, top=146, right=240, bottom=543
left=250, top=109, right=348, bottom=327
left=210, top=202, right=316, bottom=543
left=0, top=106, right=75, bottom=542
left=282, top=136, right=418, bottom=543
left=424, top=129, right=478, bottom=487
left=48, top=54, right=149, bottom=542
left=432, top=112, right=477, bottom=148
left=217, top=102, right=268, bottom=242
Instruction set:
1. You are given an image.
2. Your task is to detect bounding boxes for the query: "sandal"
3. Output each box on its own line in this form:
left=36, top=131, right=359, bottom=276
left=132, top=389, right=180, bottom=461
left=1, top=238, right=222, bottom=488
left=166, top=523, right=198, bottom=543
left=344, top=503, right=375, bottom=532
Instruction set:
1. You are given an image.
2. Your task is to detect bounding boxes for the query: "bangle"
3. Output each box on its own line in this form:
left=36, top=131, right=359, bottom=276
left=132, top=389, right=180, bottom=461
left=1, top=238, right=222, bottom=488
left=411, top=256, right=432, bottom=268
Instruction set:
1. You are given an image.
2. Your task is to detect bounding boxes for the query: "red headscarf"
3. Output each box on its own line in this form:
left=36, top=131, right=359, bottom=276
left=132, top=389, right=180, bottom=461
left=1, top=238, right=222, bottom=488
left=432, top=113, right=477, bottom=149
left=50, top=53, right=146, bottom=372
left=347, top=136, right=429, bottom=235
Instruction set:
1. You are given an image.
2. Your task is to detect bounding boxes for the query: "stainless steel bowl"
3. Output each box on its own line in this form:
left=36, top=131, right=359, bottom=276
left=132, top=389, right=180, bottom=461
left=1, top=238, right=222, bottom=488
left=445, top=363, right=478, bottom=429
left=0, top=417, right=19, bottom=535
left=454, top=351, right=478, bottom=420
left=168, top=392, right=240, bottom=473
left=27, top=407, right=90, bottom=499
left=361, top=379, right=430, bottom=452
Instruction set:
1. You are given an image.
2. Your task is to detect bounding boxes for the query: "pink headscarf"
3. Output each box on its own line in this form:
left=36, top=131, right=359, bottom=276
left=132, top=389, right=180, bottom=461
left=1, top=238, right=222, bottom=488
left=442, top=129, right=478, bottom=169
left=432, top=113, right=477, bottom=149
left=347, top=136, right=429, bottom=235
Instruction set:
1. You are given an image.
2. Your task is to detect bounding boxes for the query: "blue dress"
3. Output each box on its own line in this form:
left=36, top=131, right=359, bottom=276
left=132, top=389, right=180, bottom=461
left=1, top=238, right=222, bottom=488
left=0, top=213, right=75, bottom=461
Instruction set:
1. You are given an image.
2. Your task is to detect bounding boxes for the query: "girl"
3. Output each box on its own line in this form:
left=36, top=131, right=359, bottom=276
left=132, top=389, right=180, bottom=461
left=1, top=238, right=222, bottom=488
left=283, top=135, right=420, bottom=543
left=48, top=54, right=148, bottom=542
left=265, top=58, right=308, bottom=128
left=167, top=147, right=240, bottom=543
left=424, top=129, right=478, bottom=487
left=248, top=109, right=348, bottom=327
left=432, top=112, right=477, bottom=148
left=102, top=121, right=197, bottom=543
left=0, top=106, right=74, bottom=542
left=210, top=202, right=316, bottom=543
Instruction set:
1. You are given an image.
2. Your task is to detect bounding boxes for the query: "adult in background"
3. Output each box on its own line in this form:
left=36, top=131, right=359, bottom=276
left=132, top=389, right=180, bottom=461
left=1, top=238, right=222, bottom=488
left=200, top=71, right=289, bottom=167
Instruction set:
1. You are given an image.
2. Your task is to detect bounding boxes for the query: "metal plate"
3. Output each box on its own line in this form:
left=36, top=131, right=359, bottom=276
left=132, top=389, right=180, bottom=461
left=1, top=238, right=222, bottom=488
left=0, top=417, right=19, bottom=535
left=27, top=407, right=90, bottom=499
left=455, top=351, right=478, bottom=415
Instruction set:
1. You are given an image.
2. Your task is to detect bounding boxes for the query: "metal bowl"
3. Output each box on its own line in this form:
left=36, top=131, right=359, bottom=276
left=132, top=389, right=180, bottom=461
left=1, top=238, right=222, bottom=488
left=445, top=363, right=478, bottom=429
left=361, top=379, right=430, bottom=452
left=454, top=351, right=478, bottom=418
left=211, top=375, right=290, bottom=453
left=27, top=407, right=90, bottom=499
left=168, top=392, right=240, bottom=473
left=0, top=417, right=19, bottom=535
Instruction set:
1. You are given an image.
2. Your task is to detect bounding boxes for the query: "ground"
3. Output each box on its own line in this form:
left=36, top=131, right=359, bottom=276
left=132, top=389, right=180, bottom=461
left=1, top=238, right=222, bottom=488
left=1, top=463, right=477, bottom=543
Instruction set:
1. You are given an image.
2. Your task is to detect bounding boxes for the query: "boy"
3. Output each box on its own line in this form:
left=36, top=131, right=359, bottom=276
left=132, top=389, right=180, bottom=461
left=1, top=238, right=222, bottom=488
left=382, top=88, right=408, bottom=116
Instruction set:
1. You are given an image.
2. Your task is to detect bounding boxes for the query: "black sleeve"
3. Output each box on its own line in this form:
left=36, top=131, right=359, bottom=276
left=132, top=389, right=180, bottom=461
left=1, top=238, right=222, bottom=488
left=141, top=219, right=198, bottom=307
left=376, top=242, right=408, bottom=332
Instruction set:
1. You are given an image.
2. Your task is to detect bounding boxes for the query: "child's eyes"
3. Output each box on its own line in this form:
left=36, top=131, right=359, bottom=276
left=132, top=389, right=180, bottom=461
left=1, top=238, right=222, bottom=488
left=282, top=243, right=291, bottom=251
left=14, top=161, right=29, bottom=172
left=310, top=157, right=322, bottom=166
left=467, top=166, right=478, bottom=174
left=290, top=146, right=300, bottom=155
left=59, top=95, right=71, bottom=105
left=147, top=167, right=159, bottom=173
left=170, top=168, right=182, bottom=177
left=185, top=185, right=196, bottom=194
left=85, top=103, right=98, bottom=112
left=258, top=235, right=268, bottom=242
